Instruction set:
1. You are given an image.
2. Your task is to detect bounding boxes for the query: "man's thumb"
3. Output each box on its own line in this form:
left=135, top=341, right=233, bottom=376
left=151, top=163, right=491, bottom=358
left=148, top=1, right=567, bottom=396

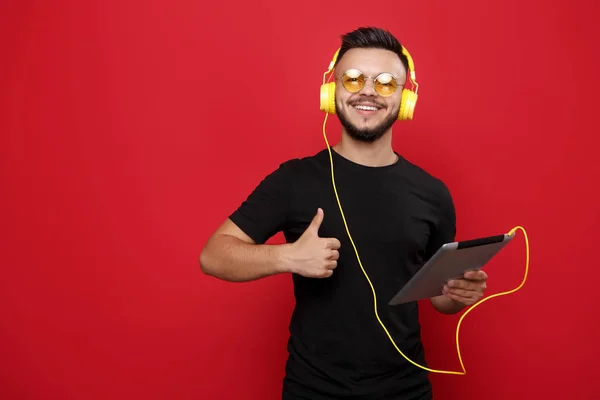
left=307, top=208, right=324, bottom=233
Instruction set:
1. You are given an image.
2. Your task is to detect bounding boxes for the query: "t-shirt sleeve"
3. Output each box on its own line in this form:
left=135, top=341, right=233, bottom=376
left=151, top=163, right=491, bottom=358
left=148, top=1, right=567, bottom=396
left=228, top=162, right=292, bottom=244
left=424, top=182, right=456, bottom=262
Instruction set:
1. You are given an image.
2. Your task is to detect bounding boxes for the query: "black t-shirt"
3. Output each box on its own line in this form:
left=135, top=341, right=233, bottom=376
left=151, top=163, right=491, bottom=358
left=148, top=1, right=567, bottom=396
left=229, top=148, right=456, bottom=400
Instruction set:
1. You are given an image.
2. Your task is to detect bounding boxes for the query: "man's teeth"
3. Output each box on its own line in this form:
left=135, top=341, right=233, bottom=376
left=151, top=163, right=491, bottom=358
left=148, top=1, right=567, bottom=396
left=354, top=105, right=378, bottom=111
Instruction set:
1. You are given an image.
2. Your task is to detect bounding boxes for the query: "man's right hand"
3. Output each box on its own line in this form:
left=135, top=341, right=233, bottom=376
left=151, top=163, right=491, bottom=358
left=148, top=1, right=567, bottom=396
left=284, top=208, right=341, bottom=278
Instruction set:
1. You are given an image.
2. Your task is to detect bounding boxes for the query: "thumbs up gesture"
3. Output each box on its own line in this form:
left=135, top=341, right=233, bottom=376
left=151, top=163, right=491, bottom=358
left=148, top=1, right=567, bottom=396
left=286, top=208, right=341, bottom=278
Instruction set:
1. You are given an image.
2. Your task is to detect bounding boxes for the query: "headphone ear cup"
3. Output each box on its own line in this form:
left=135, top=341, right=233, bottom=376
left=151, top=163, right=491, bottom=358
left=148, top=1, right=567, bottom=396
left=398, top=88, right=418, bottom=120
left=320, top=82, right=336, bottom=114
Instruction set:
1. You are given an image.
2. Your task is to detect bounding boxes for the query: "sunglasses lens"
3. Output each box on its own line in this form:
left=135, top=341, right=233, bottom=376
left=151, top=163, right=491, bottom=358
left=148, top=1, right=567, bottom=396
left=374, top=73, right=397, bottom=96
left=342, top=69, right=364, bottom=93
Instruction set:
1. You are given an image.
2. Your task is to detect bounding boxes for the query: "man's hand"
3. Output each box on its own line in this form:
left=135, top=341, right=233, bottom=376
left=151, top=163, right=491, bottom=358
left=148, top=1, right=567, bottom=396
left=442, top=269, right=488, bottom=306
left=283, top=208, right=341, bottom=278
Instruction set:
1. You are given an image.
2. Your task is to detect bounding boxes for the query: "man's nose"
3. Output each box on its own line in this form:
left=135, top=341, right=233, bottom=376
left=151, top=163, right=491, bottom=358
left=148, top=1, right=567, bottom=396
left=359, top=78, right=377, bottom=96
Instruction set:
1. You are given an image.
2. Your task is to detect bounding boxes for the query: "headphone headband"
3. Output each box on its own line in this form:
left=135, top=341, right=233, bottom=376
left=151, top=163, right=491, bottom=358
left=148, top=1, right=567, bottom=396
left=327, top=45, right=416, bottom=85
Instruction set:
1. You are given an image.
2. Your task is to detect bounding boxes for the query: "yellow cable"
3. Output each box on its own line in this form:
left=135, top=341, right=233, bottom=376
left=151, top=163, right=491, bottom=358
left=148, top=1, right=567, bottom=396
left=321, top=112, right=530, bottom=375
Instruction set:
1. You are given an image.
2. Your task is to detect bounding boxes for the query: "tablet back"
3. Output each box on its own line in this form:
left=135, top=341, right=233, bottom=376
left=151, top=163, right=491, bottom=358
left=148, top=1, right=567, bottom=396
left=388, top=233, right=514, bottom=305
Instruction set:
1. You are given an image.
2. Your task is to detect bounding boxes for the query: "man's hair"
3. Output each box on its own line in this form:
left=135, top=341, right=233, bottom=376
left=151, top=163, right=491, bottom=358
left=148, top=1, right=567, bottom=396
left=334, top=26, right=409, bottom=73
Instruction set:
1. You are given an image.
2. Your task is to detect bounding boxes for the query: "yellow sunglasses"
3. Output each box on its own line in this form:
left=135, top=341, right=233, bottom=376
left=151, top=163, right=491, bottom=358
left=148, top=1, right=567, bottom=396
left=340, top=68, right=403, bottom=97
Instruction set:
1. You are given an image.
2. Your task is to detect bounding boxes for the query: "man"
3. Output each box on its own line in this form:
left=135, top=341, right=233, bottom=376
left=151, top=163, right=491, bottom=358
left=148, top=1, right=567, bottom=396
left=200, top=27, right=488, bottom=400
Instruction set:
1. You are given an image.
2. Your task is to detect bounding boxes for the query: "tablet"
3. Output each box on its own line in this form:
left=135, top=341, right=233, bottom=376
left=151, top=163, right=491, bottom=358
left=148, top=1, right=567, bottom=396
left=388, top=232, right=515, bottom=305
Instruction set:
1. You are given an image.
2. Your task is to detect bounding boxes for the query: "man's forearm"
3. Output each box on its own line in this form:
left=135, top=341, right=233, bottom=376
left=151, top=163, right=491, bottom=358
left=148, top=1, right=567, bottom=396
left=430, top=295, right=466, bottom=315
left=200, top=234, right=292, bottom=282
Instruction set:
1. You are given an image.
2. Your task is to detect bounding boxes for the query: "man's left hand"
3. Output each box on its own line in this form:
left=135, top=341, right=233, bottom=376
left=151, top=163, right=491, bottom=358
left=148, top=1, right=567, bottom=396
left=442, top=269, right=488, bottom=306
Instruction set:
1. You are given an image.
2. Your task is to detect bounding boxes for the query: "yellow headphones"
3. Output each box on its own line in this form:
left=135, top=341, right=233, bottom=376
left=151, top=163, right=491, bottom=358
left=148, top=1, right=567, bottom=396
left=319, top=45, right=420, bottom=120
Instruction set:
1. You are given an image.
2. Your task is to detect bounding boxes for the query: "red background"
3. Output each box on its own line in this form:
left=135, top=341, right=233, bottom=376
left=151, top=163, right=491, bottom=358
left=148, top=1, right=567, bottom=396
left=1, top=0, right=599, bottom=399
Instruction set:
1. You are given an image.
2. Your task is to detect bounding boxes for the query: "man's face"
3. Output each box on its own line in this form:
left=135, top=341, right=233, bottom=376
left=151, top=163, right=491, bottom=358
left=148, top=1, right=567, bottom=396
left=334, top=48, right=407, bottom=142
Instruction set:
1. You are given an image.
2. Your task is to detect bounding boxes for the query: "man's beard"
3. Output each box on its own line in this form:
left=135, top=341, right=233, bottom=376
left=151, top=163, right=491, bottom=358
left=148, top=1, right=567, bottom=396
left=337, top=105, right=398, bottom=143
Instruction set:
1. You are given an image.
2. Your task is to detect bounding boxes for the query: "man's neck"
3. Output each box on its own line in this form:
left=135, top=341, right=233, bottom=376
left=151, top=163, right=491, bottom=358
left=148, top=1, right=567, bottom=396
left=332, top=133, right=397, bottom=167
